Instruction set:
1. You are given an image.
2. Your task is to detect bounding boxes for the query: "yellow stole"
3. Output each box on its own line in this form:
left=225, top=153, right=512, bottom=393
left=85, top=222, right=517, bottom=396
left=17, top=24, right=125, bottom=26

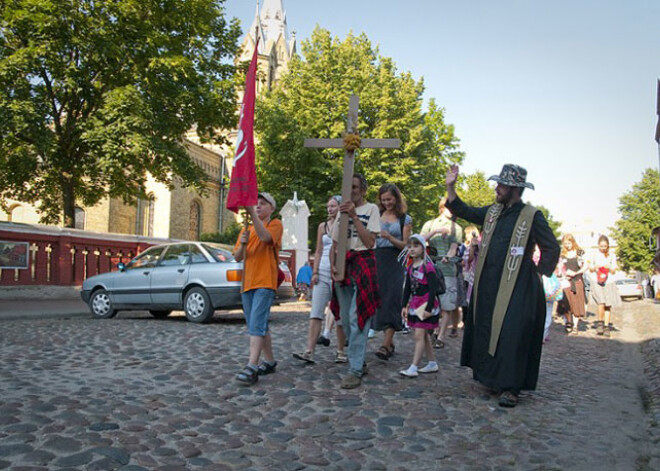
left=472, top=204, right=538, bottom=356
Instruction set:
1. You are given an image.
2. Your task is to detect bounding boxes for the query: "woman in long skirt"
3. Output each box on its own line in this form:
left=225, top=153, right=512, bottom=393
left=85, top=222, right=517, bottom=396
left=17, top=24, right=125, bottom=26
left=559, top=234, right=587, bottom=334
left=372, top=183, right=411, bottom=360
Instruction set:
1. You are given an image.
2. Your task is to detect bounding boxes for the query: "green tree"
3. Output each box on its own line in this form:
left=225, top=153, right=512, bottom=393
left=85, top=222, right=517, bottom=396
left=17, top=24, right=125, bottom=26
left=535, top=205, right=562, bottom=240
left=255, top=28, right=464, bottom=242
left=457, top=170, right=495, bottom=207
left=612, top=168, right=660, bottom=272
left=450, top=170, right=495, bottom=230
left=0, top=0, right=240, bottom=226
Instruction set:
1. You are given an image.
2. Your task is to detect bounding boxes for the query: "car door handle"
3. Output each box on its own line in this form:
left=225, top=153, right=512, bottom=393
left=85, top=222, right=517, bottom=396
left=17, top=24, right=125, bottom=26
left=177, top=269, right=185, bottom=273
left=143, top=271, right=150, bottom=276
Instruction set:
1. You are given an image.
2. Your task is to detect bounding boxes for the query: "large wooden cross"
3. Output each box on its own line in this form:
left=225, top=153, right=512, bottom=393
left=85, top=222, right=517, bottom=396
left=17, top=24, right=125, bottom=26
left=304, top=94, right=401, bottom=281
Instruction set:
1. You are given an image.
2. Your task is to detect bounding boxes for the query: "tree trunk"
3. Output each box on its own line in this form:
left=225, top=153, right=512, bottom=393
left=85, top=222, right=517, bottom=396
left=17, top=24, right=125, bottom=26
left=62, top=181, right=75, bottom=228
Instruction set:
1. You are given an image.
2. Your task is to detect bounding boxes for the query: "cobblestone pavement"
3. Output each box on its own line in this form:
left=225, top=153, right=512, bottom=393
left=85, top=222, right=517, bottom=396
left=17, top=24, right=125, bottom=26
left=1, top=299, right=659, bottom=471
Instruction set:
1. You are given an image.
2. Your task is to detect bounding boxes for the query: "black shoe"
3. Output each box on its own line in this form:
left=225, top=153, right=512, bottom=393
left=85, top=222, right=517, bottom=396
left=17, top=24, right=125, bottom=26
left=316, top=335, right=330, bottom=347
left=236, top=366, right=258, bottom=385
left=498, top=391, right=518, bottom=407
left=257, top=361, right=277, bottom=376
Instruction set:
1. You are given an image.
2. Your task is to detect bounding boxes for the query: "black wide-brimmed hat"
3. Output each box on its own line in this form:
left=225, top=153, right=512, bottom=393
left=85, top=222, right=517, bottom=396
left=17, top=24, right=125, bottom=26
left=488, top=164, right=535, bottom=190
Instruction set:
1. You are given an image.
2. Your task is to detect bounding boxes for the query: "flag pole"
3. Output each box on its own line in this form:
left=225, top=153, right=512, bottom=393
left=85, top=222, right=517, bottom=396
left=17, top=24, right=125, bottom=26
left=239, top=27, right=259, bottom=294
left=656, top=79, right=660, bottom=193
left=241, top=209, right=250, bottom=293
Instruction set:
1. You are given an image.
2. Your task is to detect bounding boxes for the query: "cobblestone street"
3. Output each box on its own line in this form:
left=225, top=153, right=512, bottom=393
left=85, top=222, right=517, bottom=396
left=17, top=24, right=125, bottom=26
left=1, top=299, right=659, bottom=470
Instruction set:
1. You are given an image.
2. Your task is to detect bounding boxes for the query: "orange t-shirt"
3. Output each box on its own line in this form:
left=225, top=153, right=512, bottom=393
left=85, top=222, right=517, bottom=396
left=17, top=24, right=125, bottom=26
left=233, top=219, right=283, bottom=292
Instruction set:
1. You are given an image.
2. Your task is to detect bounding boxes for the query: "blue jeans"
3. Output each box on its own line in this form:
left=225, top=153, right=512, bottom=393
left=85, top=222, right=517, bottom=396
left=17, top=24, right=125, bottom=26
left=242, top=288, right=275, bottom=336
left=334, top=281, right=371, bottom=377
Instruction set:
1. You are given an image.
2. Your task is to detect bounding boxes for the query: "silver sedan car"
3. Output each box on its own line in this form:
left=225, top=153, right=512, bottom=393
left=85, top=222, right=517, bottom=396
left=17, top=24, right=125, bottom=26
left=80, top=242, right=294, bottom=323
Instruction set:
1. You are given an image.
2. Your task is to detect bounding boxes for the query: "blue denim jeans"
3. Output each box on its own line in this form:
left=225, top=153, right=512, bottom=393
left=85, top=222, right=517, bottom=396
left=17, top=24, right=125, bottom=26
left=334, top=281, right=371, bottom=377
left=241, top=288, right=275, bottom=336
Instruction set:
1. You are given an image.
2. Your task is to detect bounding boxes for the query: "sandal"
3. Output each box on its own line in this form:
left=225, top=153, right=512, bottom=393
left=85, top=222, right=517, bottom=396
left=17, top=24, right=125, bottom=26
left=449, top=328, right=458, bottom=338
left=235, top=366, right=258, bottom=385
left=293, top=351, right=316, bottom=364
left=375, top=345, right=391, bottom=360
left=565, top=322, right=573, bottom=334
left=257, top=361, right=277, bottom=376
left=433, top=339, right=445, bottom=349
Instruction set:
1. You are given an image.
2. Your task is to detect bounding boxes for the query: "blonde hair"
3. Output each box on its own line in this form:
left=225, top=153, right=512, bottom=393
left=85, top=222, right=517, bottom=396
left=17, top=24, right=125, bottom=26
left=438, top=197, right=447, bottom=213
left=561, top=233, right=582, bottom=257
left=465, top=226, right=479, bottom=242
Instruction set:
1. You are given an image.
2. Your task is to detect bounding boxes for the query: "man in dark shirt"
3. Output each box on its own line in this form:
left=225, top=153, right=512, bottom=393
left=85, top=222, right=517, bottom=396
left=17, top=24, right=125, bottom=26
left=445, top=164, right=560, bottom=407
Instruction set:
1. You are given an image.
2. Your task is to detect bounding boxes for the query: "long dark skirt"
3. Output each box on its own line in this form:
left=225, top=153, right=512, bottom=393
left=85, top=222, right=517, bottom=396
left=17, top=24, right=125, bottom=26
left=372, top=247, right=404, bottom=331
left=461, top=261, right=545, bottom=393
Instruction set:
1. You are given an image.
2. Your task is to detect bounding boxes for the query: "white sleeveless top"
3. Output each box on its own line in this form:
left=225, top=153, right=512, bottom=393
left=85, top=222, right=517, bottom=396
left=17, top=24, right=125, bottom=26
left=319, top=232, right=333, bottom=272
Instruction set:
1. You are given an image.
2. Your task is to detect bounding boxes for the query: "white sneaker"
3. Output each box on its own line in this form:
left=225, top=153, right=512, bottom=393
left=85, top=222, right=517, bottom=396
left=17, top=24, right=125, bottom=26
left=419, top=362, right=439, bottom=373
left=399, top=366, right=418, bottom=377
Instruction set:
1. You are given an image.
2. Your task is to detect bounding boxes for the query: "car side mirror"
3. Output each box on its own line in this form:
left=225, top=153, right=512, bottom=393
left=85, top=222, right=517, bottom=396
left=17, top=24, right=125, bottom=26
left=117, top=262, right=126, bottom=272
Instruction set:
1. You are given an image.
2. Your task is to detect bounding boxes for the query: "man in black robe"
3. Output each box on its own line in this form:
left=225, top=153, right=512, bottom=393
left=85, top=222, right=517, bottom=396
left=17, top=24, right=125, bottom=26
left=445, top=164, right=560, bottom=407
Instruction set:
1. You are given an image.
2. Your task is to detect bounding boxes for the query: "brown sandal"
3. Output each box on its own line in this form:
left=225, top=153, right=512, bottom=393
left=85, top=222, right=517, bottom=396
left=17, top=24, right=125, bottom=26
left=375, top=345, right=391, bottom=360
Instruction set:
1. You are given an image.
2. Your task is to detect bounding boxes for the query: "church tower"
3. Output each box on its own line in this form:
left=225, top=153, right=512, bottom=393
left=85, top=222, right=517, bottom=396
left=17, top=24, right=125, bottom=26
left=238, top=0, right=296, bottom=94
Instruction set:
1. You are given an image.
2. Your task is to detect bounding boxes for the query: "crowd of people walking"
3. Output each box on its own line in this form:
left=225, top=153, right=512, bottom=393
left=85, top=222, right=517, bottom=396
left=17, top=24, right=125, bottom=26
left=233, top=163, right=630, bottom=407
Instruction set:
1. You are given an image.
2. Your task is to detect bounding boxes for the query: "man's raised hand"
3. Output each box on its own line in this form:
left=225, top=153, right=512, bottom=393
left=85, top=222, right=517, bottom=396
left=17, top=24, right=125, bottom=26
left=446, top=164, right=459, bottom=187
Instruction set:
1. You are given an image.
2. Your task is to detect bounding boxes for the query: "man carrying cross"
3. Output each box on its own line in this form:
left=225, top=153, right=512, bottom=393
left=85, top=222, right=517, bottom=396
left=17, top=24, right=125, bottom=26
left=330, top=173, right=381, bottom=389
left=304, top=94, right=400, bottom=389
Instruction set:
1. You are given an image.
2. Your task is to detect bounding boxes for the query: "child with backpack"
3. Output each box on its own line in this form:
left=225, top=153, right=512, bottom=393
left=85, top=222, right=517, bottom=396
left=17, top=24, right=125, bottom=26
left=399, top=234, right=444, bottom=377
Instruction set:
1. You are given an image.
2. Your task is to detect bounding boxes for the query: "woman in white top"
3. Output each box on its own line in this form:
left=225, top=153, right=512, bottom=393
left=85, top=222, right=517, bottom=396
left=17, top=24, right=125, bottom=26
left=589, top=235, right=621, bottom=337
left=293, top=196, right=347, bottom=364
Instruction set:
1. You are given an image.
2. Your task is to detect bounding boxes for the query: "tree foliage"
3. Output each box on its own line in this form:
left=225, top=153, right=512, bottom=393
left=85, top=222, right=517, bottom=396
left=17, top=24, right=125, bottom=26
left=535, top=204, right=562, bottom=240
left=611, top=168, right=660, bottom=272
left=0, top=0, right=240, bottom=226
left=200, top=222, right=242, bottom=245
left=254, top=28, right=464, bottom=242
left=457, top=170, right=495, bottom=207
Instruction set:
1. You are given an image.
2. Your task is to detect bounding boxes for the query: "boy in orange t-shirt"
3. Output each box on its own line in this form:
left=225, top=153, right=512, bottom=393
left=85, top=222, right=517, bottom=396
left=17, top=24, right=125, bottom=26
left=233, top=192, right=283, bottom=385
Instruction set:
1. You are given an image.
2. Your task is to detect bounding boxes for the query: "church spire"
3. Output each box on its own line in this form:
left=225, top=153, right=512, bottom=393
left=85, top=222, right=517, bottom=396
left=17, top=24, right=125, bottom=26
left=260, top=0, right=289, bottom=52
left=248, top=0, right=264, bottom=53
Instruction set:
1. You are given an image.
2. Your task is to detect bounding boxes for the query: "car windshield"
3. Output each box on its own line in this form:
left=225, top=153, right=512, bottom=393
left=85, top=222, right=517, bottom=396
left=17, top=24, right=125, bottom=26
left=126, top=246, right=165, bottom=269
left=202, top=243, right=235, bottom=263
left=617, top=279, right=637, bottom=284
left=159, top=245, right=191, bottom=267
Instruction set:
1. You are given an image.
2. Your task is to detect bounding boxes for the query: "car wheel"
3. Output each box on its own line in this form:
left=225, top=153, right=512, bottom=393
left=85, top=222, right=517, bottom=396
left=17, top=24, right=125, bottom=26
left=184, top=287, right=214, bottom=323
left=89, top=289, right=117, bottom=319
left=149, top=310, right=172, bottom=319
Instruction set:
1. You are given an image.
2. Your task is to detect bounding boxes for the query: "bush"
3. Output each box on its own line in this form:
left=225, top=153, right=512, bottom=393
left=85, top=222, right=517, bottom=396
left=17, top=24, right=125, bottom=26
left=200, top=222, right=242, bottom=245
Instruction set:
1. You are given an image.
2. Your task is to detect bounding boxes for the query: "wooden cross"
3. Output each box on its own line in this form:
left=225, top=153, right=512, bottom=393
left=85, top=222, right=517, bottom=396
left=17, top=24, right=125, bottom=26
left=304, top=94, right=401, bottom=281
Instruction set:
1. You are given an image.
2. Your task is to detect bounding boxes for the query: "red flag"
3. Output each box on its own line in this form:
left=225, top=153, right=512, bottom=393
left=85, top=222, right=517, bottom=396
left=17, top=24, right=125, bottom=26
left=655, top=79, right=660, bottom=143
left=227, top=40, right=259, bottom=213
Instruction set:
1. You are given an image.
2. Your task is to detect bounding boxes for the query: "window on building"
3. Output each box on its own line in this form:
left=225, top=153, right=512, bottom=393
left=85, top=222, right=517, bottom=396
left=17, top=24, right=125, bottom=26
left=136, top=194, right=155, bottom=236
left=74, top=207, right=86, bottom=230
left=189, top=201, right=202, bottom=240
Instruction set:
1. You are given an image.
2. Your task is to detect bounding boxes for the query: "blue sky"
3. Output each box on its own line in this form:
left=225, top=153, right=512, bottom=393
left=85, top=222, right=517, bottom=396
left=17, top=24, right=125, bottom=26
left=225, top=0, right=660, bottom=233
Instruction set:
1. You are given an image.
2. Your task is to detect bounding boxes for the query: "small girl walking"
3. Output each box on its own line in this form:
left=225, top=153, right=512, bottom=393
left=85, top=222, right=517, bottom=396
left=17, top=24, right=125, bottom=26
left=399, top=234, right=443, bottom=377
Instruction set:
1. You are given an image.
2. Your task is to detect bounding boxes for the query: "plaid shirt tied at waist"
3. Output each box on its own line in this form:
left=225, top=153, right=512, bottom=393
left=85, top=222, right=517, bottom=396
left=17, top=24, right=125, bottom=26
left=330, top=249, right=381, bottom=330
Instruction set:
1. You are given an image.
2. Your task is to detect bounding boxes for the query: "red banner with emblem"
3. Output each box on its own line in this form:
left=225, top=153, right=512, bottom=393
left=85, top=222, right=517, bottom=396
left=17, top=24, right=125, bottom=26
left=227, top=40, right=259, bottom=213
